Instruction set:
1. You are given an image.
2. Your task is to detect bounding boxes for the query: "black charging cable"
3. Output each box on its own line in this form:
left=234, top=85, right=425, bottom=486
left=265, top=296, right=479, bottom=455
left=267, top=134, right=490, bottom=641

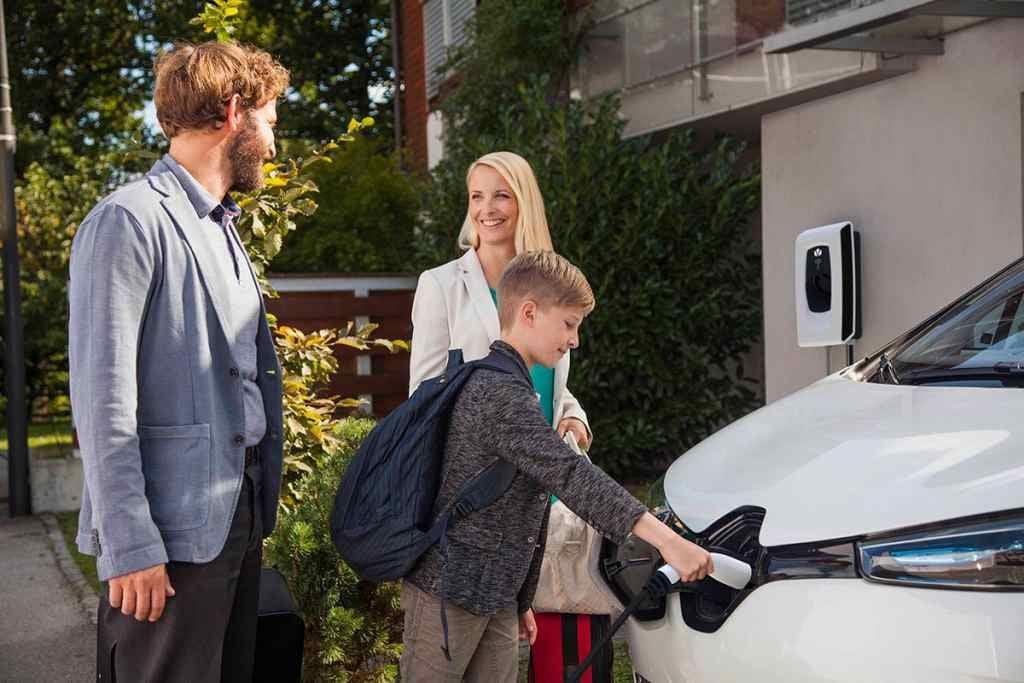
left=565, top=565, right=682, bottom=683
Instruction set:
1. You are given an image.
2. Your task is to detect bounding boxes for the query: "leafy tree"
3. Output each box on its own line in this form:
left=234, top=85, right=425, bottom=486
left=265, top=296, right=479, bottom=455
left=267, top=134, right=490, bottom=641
left=238, top=0, right=394, bottom=141
left=4, top=1, right=161, bottom=173
left=6, top=0, right=394, bottom=174
left=271, top=136, right=421, bottom=273
left=171, top=0, right=395, bottom=141
left=418, top=2, right=763, bottom=477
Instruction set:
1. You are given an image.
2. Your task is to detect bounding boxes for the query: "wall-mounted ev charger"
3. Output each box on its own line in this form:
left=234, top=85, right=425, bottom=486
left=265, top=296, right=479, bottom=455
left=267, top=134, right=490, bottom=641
left=795, top=221, right=862, bottom=347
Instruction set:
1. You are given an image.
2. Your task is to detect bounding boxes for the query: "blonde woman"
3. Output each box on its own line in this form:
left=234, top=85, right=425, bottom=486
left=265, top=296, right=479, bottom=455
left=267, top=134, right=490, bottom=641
left=408, top=151, right=614, bottom=680
left=409, top=151, right=590, bottom=446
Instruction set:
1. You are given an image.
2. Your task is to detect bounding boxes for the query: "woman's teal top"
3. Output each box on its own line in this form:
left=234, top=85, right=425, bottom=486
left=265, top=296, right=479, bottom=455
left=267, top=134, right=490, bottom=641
left=489, top=287, right=556, bottom=425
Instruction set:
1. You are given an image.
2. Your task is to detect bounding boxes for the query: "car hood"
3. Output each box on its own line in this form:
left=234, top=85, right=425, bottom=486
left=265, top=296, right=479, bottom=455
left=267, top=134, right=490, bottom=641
left=665, top=374, right=1024, bottom=546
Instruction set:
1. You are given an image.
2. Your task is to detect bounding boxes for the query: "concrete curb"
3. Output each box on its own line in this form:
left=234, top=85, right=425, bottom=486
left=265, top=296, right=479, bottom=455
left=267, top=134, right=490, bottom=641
left=38, top=512, right=99, bottom=626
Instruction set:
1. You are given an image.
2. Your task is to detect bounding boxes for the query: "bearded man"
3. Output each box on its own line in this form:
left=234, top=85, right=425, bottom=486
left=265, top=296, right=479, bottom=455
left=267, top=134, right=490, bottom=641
left=68, top=41, right=288, bottom=682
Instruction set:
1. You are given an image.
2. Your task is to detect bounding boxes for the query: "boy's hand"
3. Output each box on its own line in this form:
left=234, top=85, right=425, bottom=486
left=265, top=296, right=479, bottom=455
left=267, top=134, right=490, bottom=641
left=662, top=536, right=714, bottom=583
left=631, top=511, right=714, bottom=582
left=557, top=417, right=591, bottom=450
left=519, top=608, right=538, bottom=645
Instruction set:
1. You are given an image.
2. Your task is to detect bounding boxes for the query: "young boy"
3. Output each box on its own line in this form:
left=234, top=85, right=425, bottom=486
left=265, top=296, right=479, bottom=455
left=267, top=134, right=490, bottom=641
left=401, top=251, right=712, bottom=681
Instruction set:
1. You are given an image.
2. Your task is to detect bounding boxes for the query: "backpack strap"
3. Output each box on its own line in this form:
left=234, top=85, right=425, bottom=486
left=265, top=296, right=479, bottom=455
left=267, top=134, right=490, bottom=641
left=411, top=458, right=517, bottom=559
left=445, top=348, right=464, bottom=373
left=474, top=349, right=532, bottom=388
left=417, top=459, right=518, bottom=660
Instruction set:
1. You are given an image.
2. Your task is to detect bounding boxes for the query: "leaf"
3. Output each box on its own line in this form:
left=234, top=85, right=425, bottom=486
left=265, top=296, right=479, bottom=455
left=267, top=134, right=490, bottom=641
left=250, top=212, right=266, bottom=237
left=356, top=322, right=379, bottom=337
left=293, top=198, right=317, bottom=216
left=338, top=398, right=366, bottom=408
left=337, top=338, right=369, bottom=350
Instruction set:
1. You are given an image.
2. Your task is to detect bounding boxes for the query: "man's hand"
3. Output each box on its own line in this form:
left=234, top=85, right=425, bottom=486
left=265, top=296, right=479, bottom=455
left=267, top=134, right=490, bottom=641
left=519, top=608, right=538, bottom=645
left=557, top=417, right=591, bottom=450
left=109, top=564, right=176, bottom=622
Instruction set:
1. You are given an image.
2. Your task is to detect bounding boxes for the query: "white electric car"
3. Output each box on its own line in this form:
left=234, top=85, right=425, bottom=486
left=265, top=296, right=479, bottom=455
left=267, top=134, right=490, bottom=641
left=602, top=258, right=1024, bottom=682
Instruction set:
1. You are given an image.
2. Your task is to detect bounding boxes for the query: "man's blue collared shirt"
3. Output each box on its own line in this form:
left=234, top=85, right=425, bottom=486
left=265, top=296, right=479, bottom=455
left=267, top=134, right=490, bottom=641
left=162, top=153, right=266, bottom=447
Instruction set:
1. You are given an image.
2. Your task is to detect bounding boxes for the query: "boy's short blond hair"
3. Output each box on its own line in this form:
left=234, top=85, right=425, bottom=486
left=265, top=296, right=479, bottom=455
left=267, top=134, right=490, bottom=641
left=497, top=251, right=595, bottom=329
left=154, top=41, right=290, bottom=138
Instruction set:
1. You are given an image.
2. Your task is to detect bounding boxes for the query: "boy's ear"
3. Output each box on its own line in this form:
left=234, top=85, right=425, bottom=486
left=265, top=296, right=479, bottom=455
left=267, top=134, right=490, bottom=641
left=520, top=300, right=537, bottom=327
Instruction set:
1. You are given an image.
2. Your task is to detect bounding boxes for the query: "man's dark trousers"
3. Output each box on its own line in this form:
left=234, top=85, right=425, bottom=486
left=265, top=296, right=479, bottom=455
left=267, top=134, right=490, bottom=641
left=96, top=461, right=263, bottom=682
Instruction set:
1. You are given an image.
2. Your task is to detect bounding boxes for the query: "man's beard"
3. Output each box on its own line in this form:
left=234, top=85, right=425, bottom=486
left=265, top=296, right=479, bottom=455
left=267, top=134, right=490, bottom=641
left=228, top=115, right=267, bottom=193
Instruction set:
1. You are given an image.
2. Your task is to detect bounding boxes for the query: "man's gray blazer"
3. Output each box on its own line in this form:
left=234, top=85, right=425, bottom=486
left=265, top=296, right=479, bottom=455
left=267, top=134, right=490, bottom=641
left=69, top=159, right=284, bottom=582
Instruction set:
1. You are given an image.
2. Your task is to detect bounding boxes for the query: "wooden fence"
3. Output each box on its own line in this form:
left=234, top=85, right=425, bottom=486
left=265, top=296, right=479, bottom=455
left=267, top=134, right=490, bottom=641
left=266, top=274, right=417, bottom=417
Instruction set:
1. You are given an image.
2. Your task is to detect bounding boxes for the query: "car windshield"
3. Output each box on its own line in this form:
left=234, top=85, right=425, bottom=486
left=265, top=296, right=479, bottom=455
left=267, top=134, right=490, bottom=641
left=878, top=258, right=1024, bottom=387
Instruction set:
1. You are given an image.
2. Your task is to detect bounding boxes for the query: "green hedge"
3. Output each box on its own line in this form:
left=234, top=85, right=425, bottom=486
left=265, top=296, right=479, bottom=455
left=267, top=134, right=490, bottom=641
left=264, top=417, right=403, bottom=682
left=416, top=4, right=763, bottom=477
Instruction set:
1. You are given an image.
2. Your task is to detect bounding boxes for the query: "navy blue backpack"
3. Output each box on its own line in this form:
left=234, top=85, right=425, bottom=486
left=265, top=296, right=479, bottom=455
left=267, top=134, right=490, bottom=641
left=330, top=348, right=522, bottom=584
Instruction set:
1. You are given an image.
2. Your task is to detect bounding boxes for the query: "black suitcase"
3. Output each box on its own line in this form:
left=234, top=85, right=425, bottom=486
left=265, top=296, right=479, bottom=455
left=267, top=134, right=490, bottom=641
left=254, top=567, right=304, bottom=683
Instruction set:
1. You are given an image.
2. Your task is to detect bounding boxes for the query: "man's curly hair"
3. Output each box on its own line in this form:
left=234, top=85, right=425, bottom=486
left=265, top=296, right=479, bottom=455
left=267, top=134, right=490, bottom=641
left=154, top=41, right=289, bottom=138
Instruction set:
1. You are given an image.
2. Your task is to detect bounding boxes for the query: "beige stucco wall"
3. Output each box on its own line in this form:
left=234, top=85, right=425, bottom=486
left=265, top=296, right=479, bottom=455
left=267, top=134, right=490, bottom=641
left=761, top=18, right=1024, bottom=402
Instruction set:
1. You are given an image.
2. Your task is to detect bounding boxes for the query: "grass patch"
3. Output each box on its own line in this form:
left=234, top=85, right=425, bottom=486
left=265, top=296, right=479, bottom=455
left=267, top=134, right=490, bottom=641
left=0, top=419, right=74, bottom=455
left=55, top=510, right=101, bottom=596
left=612, top=640, right=634, bottom=682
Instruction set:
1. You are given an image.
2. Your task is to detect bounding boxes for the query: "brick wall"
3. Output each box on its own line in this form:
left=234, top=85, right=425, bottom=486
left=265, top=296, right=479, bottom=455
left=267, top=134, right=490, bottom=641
left=399, top=1, right=429, bottom=172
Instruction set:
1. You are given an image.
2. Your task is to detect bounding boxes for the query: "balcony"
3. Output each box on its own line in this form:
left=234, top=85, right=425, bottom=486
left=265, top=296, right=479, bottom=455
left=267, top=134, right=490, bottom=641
left=575, top=0, right=1020, bottom=137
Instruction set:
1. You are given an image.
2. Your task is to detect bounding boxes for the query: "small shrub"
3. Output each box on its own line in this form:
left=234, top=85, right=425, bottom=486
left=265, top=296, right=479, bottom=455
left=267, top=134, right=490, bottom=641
left=264, top=417, right=403, bottom=683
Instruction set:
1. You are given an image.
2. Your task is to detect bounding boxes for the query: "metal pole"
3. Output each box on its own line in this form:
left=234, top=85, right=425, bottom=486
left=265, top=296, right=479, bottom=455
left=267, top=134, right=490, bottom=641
left=0, top=0, right=31, bottom=516
left=389, top=0, right=404, bottom=170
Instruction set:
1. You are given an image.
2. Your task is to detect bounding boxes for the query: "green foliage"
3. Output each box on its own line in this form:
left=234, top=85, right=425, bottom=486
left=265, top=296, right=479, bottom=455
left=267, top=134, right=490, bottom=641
left=434, top=0, right=580, bottom=142
left=419, top=3, right=763, bottom=477
left=264, top=418, right=403, bottom=682
left=5, top=1, right=161, bottom=173
left=230, top=0, right=395, bottom=141
left=233, top=116, right=375, bottom=287
left=8, top=0, right=394, bottom=174
left=194, top=9, right=410, bottom=677
left=271, top=137, right=422, bottom=273
left=190, top=0, right=245, bottom=42
left=273, top=321, right=408, bottom=513
left=0, top=148, right=140, bottom=417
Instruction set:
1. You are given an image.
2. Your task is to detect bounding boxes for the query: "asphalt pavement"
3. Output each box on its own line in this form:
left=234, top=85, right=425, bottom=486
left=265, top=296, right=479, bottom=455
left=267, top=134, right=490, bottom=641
left=0, top=512, right=96, bottom=682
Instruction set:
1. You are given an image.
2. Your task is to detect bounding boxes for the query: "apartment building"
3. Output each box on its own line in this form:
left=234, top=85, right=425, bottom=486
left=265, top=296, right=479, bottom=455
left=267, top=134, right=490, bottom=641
left=395, top=0, right=1024, bottom=401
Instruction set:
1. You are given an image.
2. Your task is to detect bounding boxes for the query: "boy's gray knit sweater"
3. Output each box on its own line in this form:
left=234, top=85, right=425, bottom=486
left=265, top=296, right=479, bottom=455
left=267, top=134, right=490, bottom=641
left=406, top=340, right=648, bottom=616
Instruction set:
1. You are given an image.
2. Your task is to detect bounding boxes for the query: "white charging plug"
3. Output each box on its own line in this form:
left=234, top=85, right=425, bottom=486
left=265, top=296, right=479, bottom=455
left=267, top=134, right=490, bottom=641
left=657, top=552, right=752, bottom=590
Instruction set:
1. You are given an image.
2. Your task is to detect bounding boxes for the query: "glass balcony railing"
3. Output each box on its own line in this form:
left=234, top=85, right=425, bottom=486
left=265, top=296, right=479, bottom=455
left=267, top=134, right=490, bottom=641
left=576, top=0, right=993, bottom=134
left=579, top=0, right=792, bottom=97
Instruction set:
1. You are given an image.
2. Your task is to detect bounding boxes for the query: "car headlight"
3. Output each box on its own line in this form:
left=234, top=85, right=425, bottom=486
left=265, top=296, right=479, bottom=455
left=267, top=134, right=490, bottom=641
left=858, top=513, right=1024, bottom=590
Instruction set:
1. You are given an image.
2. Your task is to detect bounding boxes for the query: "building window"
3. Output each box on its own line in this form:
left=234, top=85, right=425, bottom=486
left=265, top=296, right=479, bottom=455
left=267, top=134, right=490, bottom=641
left=578, top=0, right=787, bottom=97
left=423, top=0, right=476, bottom=100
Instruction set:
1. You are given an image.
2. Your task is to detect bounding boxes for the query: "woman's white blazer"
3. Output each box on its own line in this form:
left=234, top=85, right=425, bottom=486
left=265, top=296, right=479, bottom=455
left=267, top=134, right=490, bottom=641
left=408, top=248, right=591, bottom=435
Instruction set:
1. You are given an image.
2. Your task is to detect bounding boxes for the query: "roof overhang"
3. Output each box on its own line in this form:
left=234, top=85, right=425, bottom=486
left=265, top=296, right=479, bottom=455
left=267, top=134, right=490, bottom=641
left=764, top=0, right=1024, bottom=54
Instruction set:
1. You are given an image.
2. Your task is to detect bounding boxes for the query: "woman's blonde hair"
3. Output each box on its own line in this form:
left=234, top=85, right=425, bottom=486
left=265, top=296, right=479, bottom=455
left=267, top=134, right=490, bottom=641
left=457, top=151, right=554, bottom=253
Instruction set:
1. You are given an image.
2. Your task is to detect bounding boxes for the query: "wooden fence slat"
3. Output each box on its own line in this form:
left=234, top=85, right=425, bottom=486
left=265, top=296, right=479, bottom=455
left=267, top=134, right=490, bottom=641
left=265, top=277, right=416, bottom=418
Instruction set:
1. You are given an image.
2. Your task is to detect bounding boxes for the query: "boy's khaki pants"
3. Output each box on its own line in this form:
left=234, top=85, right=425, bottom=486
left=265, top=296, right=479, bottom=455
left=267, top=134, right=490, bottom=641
left=400, top=581, right=519, bottom=682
